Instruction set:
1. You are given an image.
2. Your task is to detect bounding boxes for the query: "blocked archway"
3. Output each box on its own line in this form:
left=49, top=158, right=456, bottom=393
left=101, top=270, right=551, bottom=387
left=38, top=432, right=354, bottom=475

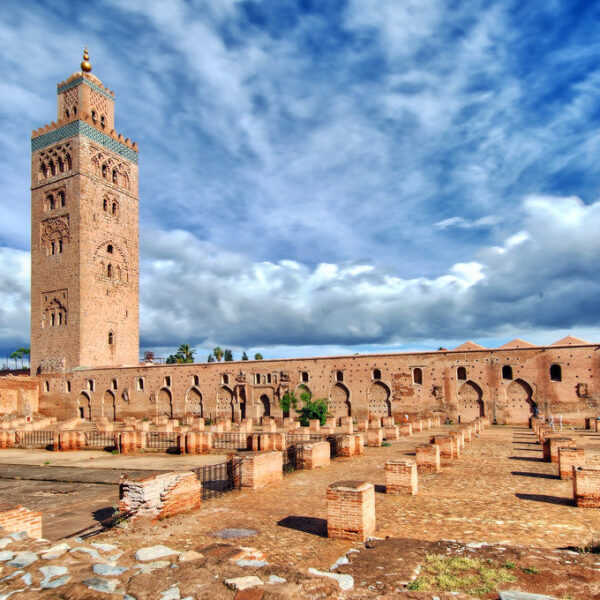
left=505, top=379, right=536, bottom=424
left=260, top=394, right=271, bottom=418
left=157, top=388, right=173, bottom=418
left=458, top=381, right=484, bottom=422
left=330, top=383, right=351, bottom=418
left=103, top=390, right=116, bottom=421
left=185, top=387, right=203, bottom=417
left=217, top=386, right=234, bottom=419
left=368, top=381, right=391, bottom=417
left=78, top=392, right=91, bottom=420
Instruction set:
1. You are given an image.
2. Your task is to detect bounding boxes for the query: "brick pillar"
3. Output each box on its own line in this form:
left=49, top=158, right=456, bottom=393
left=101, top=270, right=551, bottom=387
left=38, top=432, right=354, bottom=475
left=263, top=420, right=277, bottom=433
left=354, top=433, right=365, bottom=455
left=448, top=432, right=461, bottom=457
left=367, top=427, right=383, bottom=447
left=416, top=443, right=441, bottom=473
left=412, top=419, right=423, bottom=432
left=399, top=423, right=413, bottom=436
left=302, top=442, right=330, bottom=469
left=459, top=425, right=472, bottom=442
left=259, top=433, right=273, bottom=451
left=0, top=431, right=15, bottom=449
left=339, top=418, right=354, bottom=434
left=326, top=481, right=376, bottom=541
left=309, top=419, right=321, bottom=432
left=135, top=420, right=150, bottom=432
left=357, top=419, right=369, bottom=432
left=542, top=436, right=572, bottom=462
left=573, top=466, right=600, bottom=508
left=431, top=435, right=453, bottom=458
left=340, top=434, right=356, bottom=457
left=241, top=451, right=283, bottom=489
left=191, top=419, right=205, bottom=432
left=559, top=447, right=585, bottom=480
left=326, top=417, right=336, bottom=428
left=382, top=417, right=394, bottom=427
left=385, top=460, right=417, bottom=495
left=383, top=425, right=399, bottom=441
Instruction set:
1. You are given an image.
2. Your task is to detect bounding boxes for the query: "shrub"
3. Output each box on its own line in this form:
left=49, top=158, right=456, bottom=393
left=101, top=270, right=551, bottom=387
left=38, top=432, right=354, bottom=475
left=297, top=396, right=329, bottom=426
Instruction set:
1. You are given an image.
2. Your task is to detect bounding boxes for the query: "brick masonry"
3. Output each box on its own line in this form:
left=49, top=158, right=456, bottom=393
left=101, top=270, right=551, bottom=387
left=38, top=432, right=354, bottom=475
left=385, top=460, right=418, bottom=495
left=118, top=471, right=201, bottom=521
left=301, top=441, right=330, bottom=469
left=241, top=451, right=283, bottom=489
left=416, top=443, right=441, bottom=473
left=0, top=504, right=43, bottom=538
left=558, top=446, right=585, bottom=480
left=326, top=480, right=376, bottom=541
left=573, top=466, right=600, bottom=508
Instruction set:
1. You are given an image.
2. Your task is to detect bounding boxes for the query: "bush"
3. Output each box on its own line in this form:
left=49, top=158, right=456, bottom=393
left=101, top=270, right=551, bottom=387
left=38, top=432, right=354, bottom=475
left=297, top=396, right=329, bottom=426
left=279, top=390, right=298, bottom=416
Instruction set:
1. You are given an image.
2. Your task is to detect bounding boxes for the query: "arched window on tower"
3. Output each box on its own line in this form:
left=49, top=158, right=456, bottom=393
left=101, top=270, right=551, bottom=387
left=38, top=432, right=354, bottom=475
left=502, top=365, right=513, bottom=380
left=373, top=368, right=381, bottom=380
left=48, top=194, right=55, bottom=210
left=457, top=366, right=467, bottom=380
left=550, top=364, right=562, bottom=382
left=107, top=263, right=113, bottom=278
left=102, top=164, right=108, bottom=178
left=58, top=156, right=64, bottom=173
left=301, top=371, right=309, bottom=382
left=112, top=169, right=118, bottom=183
left=49, top=160, right=56, bottom=176
left=413, top=368, right=423, bottom=385
left=58, top=239, right=63, bottom=253
left=103, top=198, right=108, bottom=212
left=58, top=191, right=65, bottom=207
left=65, top=154, right=72, bottom=170
left=50, top=241, right=55, bottom=256
left=336, top=370, right=344, bottom=382
left=107, top=244, right=113, bottom=254
left=100, top=115, right=106, bottom=128
left=111, top=201, right=118, bottom=215
left=108, top=331, right=114, bottom=345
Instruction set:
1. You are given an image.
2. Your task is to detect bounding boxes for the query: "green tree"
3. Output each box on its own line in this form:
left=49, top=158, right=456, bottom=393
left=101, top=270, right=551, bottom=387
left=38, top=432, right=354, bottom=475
left=207, top=354, right=215, bottom=363
left=279, top=390, right=298, bottom=416
left=9, top=350, right=19, bottom=370
left=213, top=347, right=224, bottom=362
left=254, top=352, right=263, bottom=360
left=296, top=396, right=329, bottom=427
left=21, top=347, right=30, bottom=368
left=241, top=351, right=249, bottom=361
left=224, top=349, right=233, bottom=361
left=166, top=343, right=195, bottom=364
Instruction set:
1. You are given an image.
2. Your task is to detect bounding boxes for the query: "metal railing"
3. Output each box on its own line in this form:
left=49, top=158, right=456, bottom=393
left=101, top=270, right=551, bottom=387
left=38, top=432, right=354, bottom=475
left=283, top=443, right=305, bottom=474
left=325, top=434, right=345, bottom=459
left=145, top=432, right=179, bottom=453
left=285, top=433, right=324, bottom=444
left=193, top=458, right=241, bottom=501
left=212, top=432, right=250, bottom=451
left=84, top=431, right=117, bottom=450
left=14, top=430, right=54, bottom=449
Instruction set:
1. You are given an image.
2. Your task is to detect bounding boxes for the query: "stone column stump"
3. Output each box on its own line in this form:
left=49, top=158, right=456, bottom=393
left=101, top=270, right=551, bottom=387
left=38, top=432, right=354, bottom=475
left=327, top=481, right=375, bottom=541
left=385, top=460, right=418, bottom=495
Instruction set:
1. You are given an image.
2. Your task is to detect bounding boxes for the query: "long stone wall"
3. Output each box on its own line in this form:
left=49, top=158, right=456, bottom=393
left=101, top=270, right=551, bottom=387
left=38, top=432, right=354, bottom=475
left=31, top=340, right=600, bottom=425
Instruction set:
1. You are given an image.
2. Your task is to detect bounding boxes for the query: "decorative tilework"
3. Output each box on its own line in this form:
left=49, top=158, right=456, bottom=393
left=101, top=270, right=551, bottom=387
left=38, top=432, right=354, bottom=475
left=57, top=77, right=114, bottom=101
left=32, top=121, right=138, bottom=163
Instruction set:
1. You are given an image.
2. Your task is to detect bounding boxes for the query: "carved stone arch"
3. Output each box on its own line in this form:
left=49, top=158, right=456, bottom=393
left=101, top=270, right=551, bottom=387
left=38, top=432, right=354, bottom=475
left=367, top=381, right=391, bottom=418
left=457, top=380, right=484, bottom=422
left=77, top=391, right=91, bottom=420
left=156, top=387, right=173, bottom=418
left=217, top=386, right=234, bottom=419
left=502, top=378, right=536, bottom=424
left=329, top=382, right=351, bottom=417
left=185, top=387, right=203, bottom=417
left=94, top=240, right=129, bottom=283
left=103, top=389, right=116, bottom=421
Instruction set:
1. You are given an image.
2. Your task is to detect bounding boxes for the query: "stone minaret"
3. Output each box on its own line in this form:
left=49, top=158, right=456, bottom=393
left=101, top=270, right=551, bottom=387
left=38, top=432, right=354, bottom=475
left=30, top=49, right=139, bottom=373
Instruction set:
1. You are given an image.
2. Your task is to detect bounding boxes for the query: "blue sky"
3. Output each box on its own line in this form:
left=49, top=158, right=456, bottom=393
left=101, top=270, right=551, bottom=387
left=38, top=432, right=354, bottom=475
left=0, top=0, right=599, bottom=363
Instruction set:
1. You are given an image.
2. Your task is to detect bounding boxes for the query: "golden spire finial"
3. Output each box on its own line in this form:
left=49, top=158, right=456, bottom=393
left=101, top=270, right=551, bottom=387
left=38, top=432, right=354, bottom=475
left=81, top=47, right=92, bottom=73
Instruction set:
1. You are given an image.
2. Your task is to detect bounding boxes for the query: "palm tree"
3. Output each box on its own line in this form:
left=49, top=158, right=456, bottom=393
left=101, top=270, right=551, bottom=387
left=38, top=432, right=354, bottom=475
left=213, top=347, right=224, bottom=362
left=9, top=350, right=19, bottom=370
left=177, top=343, right=195, bottom=363
left=21, top=347, right=30, bottom=368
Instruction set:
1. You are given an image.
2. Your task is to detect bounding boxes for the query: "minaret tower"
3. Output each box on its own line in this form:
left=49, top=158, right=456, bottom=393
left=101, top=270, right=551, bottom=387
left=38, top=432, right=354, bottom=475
left=30, top=49, right=139, bottom=373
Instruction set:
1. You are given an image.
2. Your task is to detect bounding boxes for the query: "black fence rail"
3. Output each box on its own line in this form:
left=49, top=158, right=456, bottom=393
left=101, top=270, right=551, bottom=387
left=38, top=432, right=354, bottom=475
left=212, top=432, right=250, bottom=451
left=193, top=458, right=241, bottom=501
left=285, top=433, right=324, bottom=445
left=14, top=430, right=54, bottom=449
left=85, top=431, right=117, bottom=451
left=283, top=443, right=306, bottom=474
left=325, top=434, right=345, bottom=459
left=145, top=432, right=179, bottom=453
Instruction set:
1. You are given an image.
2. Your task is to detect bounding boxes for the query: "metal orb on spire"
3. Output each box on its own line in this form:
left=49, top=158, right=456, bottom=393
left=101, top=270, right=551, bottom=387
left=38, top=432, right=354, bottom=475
left=81, top=47, right=92, bottom=73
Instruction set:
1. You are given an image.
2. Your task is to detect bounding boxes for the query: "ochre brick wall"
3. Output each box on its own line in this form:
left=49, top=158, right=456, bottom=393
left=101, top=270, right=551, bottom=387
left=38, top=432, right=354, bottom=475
left=326, top=480, right=375, bottom=541
left=118, top=471, right=201, bottom=520
left=385, top=460, right=418, bottom=495
left=301, top=441, right=330, bottom=469
left=416, top=443, right=440, bottom=473
left=0, top=505, right=43, bottom=538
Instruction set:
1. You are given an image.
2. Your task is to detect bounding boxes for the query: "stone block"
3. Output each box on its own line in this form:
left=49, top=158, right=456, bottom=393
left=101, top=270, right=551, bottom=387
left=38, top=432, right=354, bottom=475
left=301, top=441, right=330, bottom=469
left=431, top=435, right=453, bottom=458
left=241, top=451, right=283, bottom=489
left=367, top=427, right=383, bottom=447
left=0, top=505, right=42, bottom=539
left=573, top=466, right=600, bottom=508
left=558, top=446, right=585, bottom=480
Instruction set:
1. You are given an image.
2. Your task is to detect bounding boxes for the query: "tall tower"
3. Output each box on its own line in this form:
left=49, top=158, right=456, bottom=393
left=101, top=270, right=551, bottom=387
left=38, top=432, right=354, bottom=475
left=30, top=50, right=139, bottom=373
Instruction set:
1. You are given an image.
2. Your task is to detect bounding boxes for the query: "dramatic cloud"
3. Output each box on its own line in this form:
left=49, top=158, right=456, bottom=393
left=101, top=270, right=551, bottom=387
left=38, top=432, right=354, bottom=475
left=0, top=1, right=599, bottom=359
